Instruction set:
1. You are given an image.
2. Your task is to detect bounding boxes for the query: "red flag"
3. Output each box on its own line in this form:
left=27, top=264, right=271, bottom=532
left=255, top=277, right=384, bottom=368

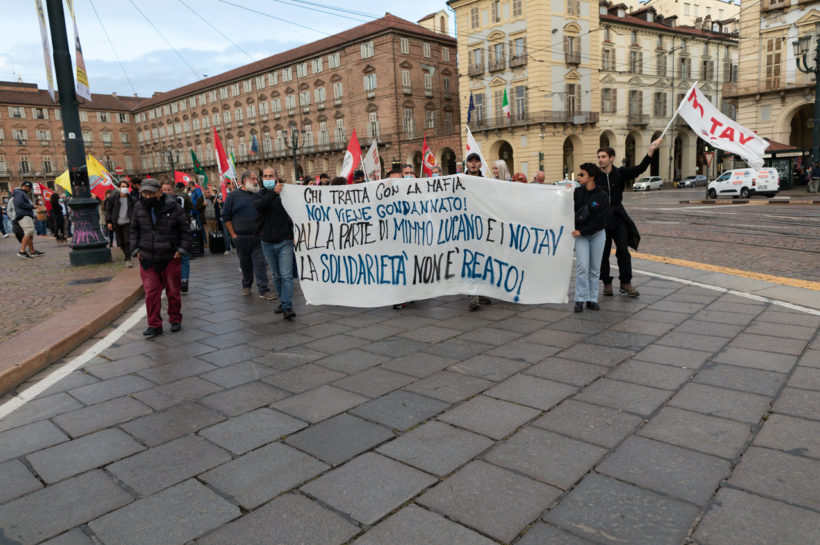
left=213, top=127, right=235, bottom=201
left=422, top=134, right=437, bottom=177
left=37, top=183, right=54, bottom=211
left=174, top=171, right=194, bottom=185
left=339, top=130, right=362, bottom=184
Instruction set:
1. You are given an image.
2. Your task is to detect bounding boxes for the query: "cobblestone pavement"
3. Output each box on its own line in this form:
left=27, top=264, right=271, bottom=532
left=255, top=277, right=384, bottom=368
left=625, top=189, right=820, bottom=282
left=0, top=235, right=127, bottom=343
left=1, top=253, right=818, bottom=545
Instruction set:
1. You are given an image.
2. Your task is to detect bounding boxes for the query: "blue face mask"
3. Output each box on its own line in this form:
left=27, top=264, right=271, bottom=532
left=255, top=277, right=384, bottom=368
left=262, top=179, right=277, bottom=189
left=403, top=174, right=414, bottom=179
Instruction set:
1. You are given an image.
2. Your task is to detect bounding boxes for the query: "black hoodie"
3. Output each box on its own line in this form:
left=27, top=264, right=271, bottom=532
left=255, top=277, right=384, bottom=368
left=574, top=185, right=611, bottom=236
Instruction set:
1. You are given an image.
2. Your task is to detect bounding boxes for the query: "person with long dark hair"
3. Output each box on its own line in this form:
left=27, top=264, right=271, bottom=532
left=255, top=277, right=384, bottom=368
left=48, top=192, right=66, bottom=244
left=572, top=163, right=611, bottom=312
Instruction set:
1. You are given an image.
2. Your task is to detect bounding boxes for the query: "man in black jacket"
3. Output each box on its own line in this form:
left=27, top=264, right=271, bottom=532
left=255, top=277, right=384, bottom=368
left=596, top=138, right=662, bottom=297
left=129, top=179, right=192, bottom=337
left=105, top=179, right=136, bottom=266
left=255, top=167, right=295, bottom=319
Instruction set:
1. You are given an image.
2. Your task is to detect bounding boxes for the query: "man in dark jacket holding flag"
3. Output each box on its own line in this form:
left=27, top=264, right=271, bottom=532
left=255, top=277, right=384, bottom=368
left=130, top=178, right=192, bottom=338
left=596, top=137, right=662, bottom=297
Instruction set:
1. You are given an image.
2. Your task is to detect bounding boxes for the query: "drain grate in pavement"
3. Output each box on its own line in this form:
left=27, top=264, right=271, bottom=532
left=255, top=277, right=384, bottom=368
left=67, top=277, right=112, bottom=285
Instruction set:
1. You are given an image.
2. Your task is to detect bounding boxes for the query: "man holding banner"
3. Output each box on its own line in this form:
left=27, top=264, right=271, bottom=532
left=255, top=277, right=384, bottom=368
left=596, top=137, right=662, bottom=298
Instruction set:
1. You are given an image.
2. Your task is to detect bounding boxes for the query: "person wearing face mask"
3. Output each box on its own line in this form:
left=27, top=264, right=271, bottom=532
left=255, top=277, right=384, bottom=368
left=463, top=154, right=492, bottom=311
left=401, top=164, right=415, bottom=178
left=222, top=170, right=274, bottom=299
left=254, top=167, right=296, bottom=319
left=162, top=179, right=192, bottom=293
left=105, top=180, right=137, bottom=267
left=129, top=178, right=192, bottom=338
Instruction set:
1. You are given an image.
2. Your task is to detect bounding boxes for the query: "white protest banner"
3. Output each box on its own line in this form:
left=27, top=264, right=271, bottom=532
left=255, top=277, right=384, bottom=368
left=34, top=0, right=56, bottom=101
left=280, top=174, right=574, bottom=307
left=362, top=139, right=380, bottom=182
left=677, top=83, right=769, bottom=170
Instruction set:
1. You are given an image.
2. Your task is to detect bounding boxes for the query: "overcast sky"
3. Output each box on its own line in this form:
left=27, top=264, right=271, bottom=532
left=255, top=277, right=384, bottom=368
left=2, top=0, right=453, bottom=98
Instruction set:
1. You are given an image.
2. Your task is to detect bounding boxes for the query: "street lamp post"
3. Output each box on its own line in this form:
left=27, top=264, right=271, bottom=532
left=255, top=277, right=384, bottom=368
left=164, top=148, right=180, bottom=177
left=45, top=0, right=111, bottom=266
left=793, top=23, right=820, bottom=164
left=284, top=129, right=305, bottom=182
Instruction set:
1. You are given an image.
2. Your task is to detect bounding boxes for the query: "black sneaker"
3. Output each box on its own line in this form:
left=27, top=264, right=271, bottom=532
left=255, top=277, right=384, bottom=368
left=274, top=303, right=284, bottom=314
left=31, top=250, right=45, bottom=257
left=181, top=280, right=188, bottom=293
left=142, top=327, right=163, bottom=338
left=170, top=322, right=182, bottom=332
left=574, top=302, right=584, bottom=312
left=16, top=251, right=32, bottom=259
left=586, top=301, right=600, bottom=310
left=283, top=308, right=296, bottom=320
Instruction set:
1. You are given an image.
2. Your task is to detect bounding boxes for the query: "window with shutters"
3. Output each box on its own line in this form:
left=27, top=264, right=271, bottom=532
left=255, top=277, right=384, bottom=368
left=282, top=67, right=293, bottom=82
left=243, top=80, right=252, bottom=93
left=443, top=77, right=451, bottom=99
left=80, top=111, right=88, bottom=122
left=42, top=155, right=53, bottom=173
left=764, top=38, right=781, bottom=89
left=425, top=109, right=436, bottom=129
left=360, top=41, right=374, bottom=59
left=285, top=95, right=296, bottom=112
left=491, top=1, right=500, bottom=22
left=601, top=88, right=616, bottom=113
left=423, top=42, right=431, bottom=58
left=657, top=54, right=667, bottom=77
left=424, top=72, right=433, bottom=97
left=247, top=104, right=256, bottom=119
left=219, top=87, right=229, bottom=99
left=101, top=131, right=113, bottom=146
left=223, top=111, right=231, bottom=124
left=36, top=129, right=50, bottom=143
left=212, top=113, right=220, bottom=126
left=701, top=60, right=715, bottom=80
left=442, top=47, right=449, bottom=62
left=255, top=76, right=266, bottom=89
left=470, top=7, right=479, bottom=28
left=629, top=50, right=643, bottom=74
left=566, top=84, right=580, bottom=114
left=363, top=74, right=377, bottom=97
left=120, top=132, right=130, bottom=144
left=679, top=57, right=691, bottom=79
left=402, top=70, right=411, bottom=94
left=628, top=90, right=643, bottom=115
left=268, top=72, right=278, bottom=85
left=565, top=35, right=580, bottom=65
left=445, top=111, right=452, bottom=133
left=367, top=112, right=379, bottom=139
left=299, top=91, right=310, bottom=108
left=192, top=118, right=200, bottom=131
left=333, top=82, right=343, bottom=102
left=653, top=92, right=667, bottom=117
left=602, top=49, right=614, bottom=71
left=231, top=83, right=240, bottom=96
left=318, top=121, right=329, bottom=146
left=474, top=92, right=484, bottom=122
left=513, top=85, right=527, bottom=120
left=311, top=58, right=323, bottom=73
left=400, top=37, right=409, bottom=54
left=315, top=87, right=326, bottom=106
left=335, top=119, right=345, bottom=143
left=404, top=108, right=415, bottom=139
left=272, top=98, right=282, bottom=114
left=567, top=0, right=580, bottom=16
left=234, top=108, right=243, bottom=123
left=19, top=155, right=30, bottom=173
left=513, top=0, right=522, bottom=16
left=328, top=52, right=340, bottom=68
left=258, top=101, right=269, bottom=116
left=32, top=107, right=47, bottom=120
left=296, top=63, right=308, bottom=78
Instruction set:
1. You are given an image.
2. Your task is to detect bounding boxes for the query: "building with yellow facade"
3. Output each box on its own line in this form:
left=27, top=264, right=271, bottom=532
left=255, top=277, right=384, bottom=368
left=728, top=0, right=818, bottom=186
left=449, top=0, right=738, bottom=183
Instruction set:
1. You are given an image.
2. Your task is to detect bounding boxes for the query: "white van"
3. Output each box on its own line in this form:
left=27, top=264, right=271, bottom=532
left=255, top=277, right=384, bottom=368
left=707, top=168, right=779, bottom=199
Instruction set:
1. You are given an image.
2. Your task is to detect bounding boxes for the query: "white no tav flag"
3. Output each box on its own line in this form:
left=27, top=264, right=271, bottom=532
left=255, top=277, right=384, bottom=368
left=677, top=83, right=768, bottom=170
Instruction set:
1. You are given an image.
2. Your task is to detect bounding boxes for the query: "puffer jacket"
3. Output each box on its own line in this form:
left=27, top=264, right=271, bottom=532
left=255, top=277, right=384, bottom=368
left=129, top=194, right=192, bottom=267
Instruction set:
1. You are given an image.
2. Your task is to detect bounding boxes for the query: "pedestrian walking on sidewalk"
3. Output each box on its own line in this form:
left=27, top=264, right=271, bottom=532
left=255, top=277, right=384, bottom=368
left=130, top=178, right=192, bottom=338
left=572, top=163, right=611, bottom=313
left=106, top=179, right=136, bottom=266
left=12, top=181, right=44, bottom=258
left=162, top=178, right=193, bottom=293
left=255, top=167, right=295, bottom=320
left=809, top=162, right=820, bottom=194
left=48, top=192, right=66, bottom=244
left=222, top=169, right=274, bottom=299
left=596, top=138, right=662, bottom=298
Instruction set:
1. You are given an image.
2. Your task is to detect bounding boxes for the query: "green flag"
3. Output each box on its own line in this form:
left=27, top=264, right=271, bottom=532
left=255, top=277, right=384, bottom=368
left=502, top=88, right=510, bottom=118
left=190, top=150, right=207, bottom=184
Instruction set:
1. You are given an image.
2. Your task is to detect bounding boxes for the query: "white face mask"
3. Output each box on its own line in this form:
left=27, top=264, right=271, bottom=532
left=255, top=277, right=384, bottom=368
left=119, top=187, right=129, bottom=194
left=245, top=182, right=260, bottom=193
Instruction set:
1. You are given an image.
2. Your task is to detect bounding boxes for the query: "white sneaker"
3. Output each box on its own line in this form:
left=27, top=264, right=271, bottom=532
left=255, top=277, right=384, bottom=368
left=2, top=234, right=8, bottom=238
left=224, top=250, right=230, bottom=255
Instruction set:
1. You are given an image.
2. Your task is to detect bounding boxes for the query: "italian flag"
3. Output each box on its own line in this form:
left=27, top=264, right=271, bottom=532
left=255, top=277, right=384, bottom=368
left=502, top=88, right=510, bottom=118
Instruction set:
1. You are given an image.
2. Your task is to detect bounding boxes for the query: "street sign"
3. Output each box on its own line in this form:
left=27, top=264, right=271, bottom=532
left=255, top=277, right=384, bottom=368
left=704, top=152, right=714, bottom=167
left=115, top=166, right=124, bottom=174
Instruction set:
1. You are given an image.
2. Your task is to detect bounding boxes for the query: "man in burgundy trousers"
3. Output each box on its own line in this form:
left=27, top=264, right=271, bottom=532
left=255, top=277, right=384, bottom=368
left=129, top=178, right=192, bottom=338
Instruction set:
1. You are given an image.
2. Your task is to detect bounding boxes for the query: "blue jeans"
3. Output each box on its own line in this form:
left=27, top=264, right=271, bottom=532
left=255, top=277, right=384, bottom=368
left=261, top=240, right=294, bottom=308
left=221, top=223, right=232, bottom=251
left=574, top=229, right=606, bottom=302
left=181, top=254, right=190, bottom=281
left=36, top=220, right=47, bottom=235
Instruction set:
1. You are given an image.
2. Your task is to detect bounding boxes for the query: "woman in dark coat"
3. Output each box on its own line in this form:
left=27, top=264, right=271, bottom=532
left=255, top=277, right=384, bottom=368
left=48, top=192, right=66, bottom=243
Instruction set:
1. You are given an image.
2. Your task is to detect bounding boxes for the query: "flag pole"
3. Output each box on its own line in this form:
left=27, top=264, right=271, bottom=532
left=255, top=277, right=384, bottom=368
left=660, top=81, right=698, bottom=141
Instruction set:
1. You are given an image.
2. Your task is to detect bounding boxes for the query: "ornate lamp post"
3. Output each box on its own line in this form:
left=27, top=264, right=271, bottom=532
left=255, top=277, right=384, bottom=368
left=284, top=128, right=305, bottom=182
left=793, top=23, right=820, bottom=164
left=164, top=148, right=180, bottom=177
left=46, top=0, right=110, bottom=265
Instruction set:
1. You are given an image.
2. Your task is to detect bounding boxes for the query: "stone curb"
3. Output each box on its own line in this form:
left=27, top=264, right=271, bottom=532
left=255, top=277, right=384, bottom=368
left=679, top=198, right=820, bottom=205
left=0, top=266, right=144, bottom=395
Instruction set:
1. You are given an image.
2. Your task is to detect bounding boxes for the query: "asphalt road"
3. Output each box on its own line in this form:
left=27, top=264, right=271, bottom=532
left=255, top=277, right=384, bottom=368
left=623, top=188, right=820, bottom=282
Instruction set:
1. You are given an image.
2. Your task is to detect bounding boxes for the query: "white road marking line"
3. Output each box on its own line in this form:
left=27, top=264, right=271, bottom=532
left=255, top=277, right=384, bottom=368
left=0, top=305, right=147, bottom=422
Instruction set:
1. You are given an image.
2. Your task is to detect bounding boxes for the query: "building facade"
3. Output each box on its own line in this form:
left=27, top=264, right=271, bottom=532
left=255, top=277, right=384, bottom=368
left=729, top=0, right=818, bottom=185
left=599, top=3, right=738, bottom=181
left=451, top=0, right=602, bottom=181
left=134, top=14, right=461, bottom=183
left=0, top=81, right=141, bottom=196
left=621, top=0, right=739, bottom=28
left=0, top=13, right=460, bottom=199
left=449, top=0, right=737, bottom=182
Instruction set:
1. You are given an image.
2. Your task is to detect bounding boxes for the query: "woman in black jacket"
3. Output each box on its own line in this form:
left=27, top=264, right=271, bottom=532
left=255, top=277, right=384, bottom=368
left=48, top=192, right=66, bottom=244
left=572, top=163, right=611, bottom=312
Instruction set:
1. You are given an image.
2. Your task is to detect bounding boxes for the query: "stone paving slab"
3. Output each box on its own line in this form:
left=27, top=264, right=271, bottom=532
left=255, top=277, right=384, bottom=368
left=353, top=504, right=496, bottom=545
left=302, top=452, right=436, bottom=525
left=0, top=459, right=43, bottom=504
left=438, top=395, right=540, bottom=440
left=286, top=412, right=393, bottom=466
left=418, top=460, right=561, bottom=543
left=727, top=446, right=820, bottom=510
left=88, top=479, right=239, bottom=545
left=637, top=407, right=752, bottom=459
left=544, top=473, right=700, bottom=545
left=198, top=407, right=307, bottom=454
left=350, top=390, right=448, bottom=431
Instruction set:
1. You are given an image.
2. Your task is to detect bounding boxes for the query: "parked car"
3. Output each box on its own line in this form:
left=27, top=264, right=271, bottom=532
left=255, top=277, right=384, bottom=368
left=707, top=168, right=780, bottom=199
left=680, top=174, right=708, bottom=188
left=633, top=176, right=664, bottom=191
